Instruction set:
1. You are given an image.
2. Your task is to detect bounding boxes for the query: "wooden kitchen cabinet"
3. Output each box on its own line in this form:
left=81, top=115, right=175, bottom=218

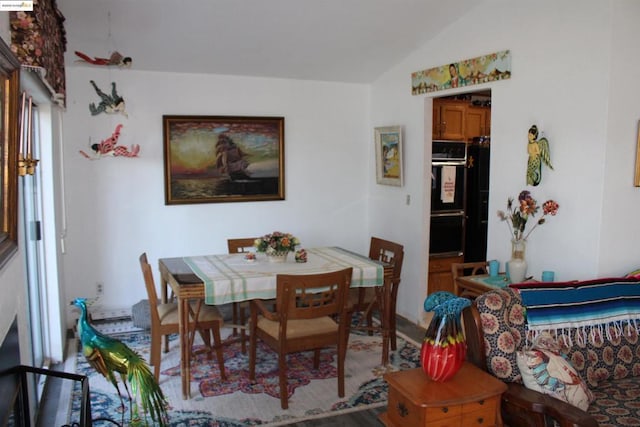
left=433, top=99, right=466, bottom=140
left=465, top=105, right=491, bottom=140
left=428, top=255, right=463, bottom=295
left=379, top=364, right=507, bottom=427
left=433, top=99, right=491, bottom=142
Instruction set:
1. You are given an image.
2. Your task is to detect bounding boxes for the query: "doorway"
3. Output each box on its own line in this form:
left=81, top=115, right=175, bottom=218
left=427, top=90, right=491, bottom=294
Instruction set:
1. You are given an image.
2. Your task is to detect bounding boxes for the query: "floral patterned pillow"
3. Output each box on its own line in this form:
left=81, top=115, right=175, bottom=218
left=476, top=288, right=527, bottom=383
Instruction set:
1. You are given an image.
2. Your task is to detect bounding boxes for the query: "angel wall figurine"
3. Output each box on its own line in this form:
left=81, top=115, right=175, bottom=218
left=79, top=124, right=140, bottom=159
left=527, top=124, right=553, bottom=186
left=89, top=80, right=128, bottom=118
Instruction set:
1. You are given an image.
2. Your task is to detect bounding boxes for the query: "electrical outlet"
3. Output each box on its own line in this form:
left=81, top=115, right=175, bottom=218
left=96, top=282, right=103, bottom=296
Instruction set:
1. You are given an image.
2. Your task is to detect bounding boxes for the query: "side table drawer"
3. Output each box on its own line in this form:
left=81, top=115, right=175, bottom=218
left=425, top=404, right=462, bottom=421
left=387, top=387, right=425, bottom=426
left=461, top=396, right=500, bottom=426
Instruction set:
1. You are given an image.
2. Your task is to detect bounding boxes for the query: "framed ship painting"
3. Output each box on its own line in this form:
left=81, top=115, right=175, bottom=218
left=163, top=115, right=285, bottom=204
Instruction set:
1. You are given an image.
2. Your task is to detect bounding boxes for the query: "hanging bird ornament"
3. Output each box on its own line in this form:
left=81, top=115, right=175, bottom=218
left=71, top=298, right=169, bottom=426
left=89, top=80, right=128, bottom=118
left=526, top=124, right=553, bottom=186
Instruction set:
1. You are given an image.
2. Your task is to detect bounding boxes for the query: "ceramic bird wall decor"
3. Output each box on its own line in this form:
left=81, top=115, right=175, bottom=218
left=89, top=80, right=128, bottom=118
left=527, top=124, right=554, bottom=186
left=71, top=298, right=169, bottom=426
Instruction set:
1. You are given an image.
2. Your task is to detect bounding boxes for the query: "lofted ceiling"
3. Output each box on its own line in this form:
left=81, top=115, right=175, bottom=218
left=58, top=0, right=479, bottom=84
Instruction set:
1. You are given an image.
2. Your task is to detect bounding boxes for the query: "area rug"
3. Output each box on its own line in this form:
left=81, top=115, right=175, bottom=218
left=64, top=325, right=421, bottom=426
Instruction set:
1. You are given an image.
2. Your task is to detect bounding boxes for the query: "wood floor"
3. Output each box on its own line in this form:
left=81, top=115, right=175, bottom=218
left=282, top=315, right=426, bottom=427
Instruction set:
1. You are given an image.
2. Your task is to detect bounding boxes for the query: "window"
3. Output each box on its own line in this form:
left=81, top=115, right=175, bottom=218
left=0, top=39, right=21, bottom=269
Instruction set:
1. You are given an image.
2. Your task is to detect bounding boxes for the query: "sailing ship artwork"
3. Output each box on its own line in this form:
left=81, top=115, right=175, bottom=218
left=163, top=116, right=285, bottom=204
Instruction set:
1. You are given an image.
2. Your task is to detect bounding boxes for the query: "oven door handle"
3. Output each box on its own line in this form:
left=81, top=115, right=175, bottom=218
left=432, top=160, right=466, bottom=166
left=431, top=211, right=465, bottom=218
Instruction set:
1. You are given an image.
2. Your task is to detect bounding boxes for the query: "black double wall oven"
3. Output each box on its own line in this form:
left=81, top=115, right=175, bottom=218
left=430, top=141, right=467, bottom=257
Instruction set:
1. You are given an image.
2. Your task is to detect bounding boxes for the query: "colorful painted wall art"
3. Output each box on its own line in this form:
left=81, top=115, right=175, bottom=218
left=411, top=50, right=511, bottom=95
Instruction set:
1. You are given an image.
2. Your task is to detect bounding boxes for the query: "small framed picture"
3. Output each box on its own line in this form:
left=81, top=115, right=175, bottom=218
left=374, top=126, right=403, bottom=186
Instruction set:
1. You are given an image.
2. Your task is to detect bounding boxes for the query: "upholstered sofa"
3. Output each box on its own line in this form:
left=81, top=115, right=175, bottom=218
left=462, top=279, right=640, bottom=427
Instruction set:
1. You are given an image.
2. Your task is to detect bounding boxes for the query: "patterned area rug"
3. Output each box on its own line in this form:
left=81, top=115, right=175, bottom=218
left=65, top=325, right=421, bottom=426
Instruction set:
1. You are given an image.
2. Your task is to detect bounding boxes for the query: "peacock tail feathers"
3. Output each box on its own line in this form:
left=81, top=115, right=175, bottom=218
left=127, top=357, right=169, bottom=426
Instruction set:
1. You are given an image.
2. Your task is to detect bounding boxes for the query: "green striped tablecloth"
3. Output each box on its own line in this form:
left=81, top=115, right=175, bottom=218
left=184, top=246, right=384, bottom=305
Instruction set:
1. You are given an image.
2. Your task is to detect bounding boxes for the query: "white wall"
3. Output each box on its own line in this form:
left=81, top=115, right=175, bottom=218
left=62, top=67, right=372, bottom=326
left=370, top=0, right=638, bottom=325
left=599, top=0, right=640, bottom=276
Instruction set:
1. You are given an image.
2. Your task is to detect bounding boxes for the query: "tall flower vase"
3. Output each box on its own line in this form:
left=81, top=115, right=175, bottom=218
left=507, top=239, right=527, bottom=283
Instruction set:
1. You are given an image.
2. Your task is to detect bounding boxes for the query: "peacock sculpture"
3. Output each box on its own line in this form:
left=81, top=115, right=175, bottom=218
left=72, top=298, right=168, bottom=426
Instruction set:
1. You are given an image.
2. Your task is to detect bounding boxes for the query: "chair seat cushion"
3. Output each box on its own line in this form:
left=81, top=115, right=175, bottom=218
left=157, top=302, right=223, bottom=326
left=257, top=316, right=338, bottom=339
left=157, top=302, right=179, bottom=324
left=587, top=376, right=640, bottom=425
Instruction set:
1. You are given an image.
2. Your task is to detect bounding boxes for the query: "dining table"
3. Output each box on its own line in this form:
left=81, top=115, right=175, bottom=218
left=158, top=246, right=394, bottom=399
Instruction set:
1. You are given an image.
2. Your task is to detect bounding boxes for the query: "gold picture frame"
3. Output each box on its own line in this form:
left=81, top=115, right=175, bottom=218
left=0, top=39, right=20, bottom=269
left=374, top=126, right=403, bottom=187
left=163, top=115, right=285, bottom=204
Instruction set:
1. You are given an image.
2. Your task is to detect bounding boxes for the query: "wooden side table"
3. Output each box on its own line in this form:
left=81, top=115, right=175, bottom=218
left=379, top=363, right=507, bottom=427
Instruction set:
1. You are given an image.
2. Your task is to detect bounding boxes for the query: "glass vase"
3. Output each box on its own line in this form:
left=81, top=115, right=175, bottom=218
left=507, top=238, right=527, bottom=283
left=420, top=311, right=466, bottom=382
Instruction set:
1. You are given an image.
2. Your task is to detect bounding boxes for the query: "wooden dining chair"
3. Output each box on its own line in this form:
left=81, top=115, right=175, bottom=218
left=249, top=267, right=353, bottom=409
left=226, top=237, right=259, bottom=353
left=349, top=237, right=404, bottom=350
left=451, top=261, right=489, bottom=297
left=139, top=252, right=227, bottom=381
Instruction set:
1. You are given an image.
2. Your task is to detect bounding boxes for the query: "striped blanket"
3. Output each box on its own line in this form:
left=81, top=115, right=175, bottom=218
left=511, top=278, right=640, bottom=339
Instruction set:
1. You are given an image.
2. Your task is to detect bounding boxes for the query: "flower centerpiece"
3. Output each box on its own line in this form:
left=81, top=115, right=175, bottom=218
left=254, top=231, right=300, bottom=262
left=497, top=190, right=559, bottom=282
